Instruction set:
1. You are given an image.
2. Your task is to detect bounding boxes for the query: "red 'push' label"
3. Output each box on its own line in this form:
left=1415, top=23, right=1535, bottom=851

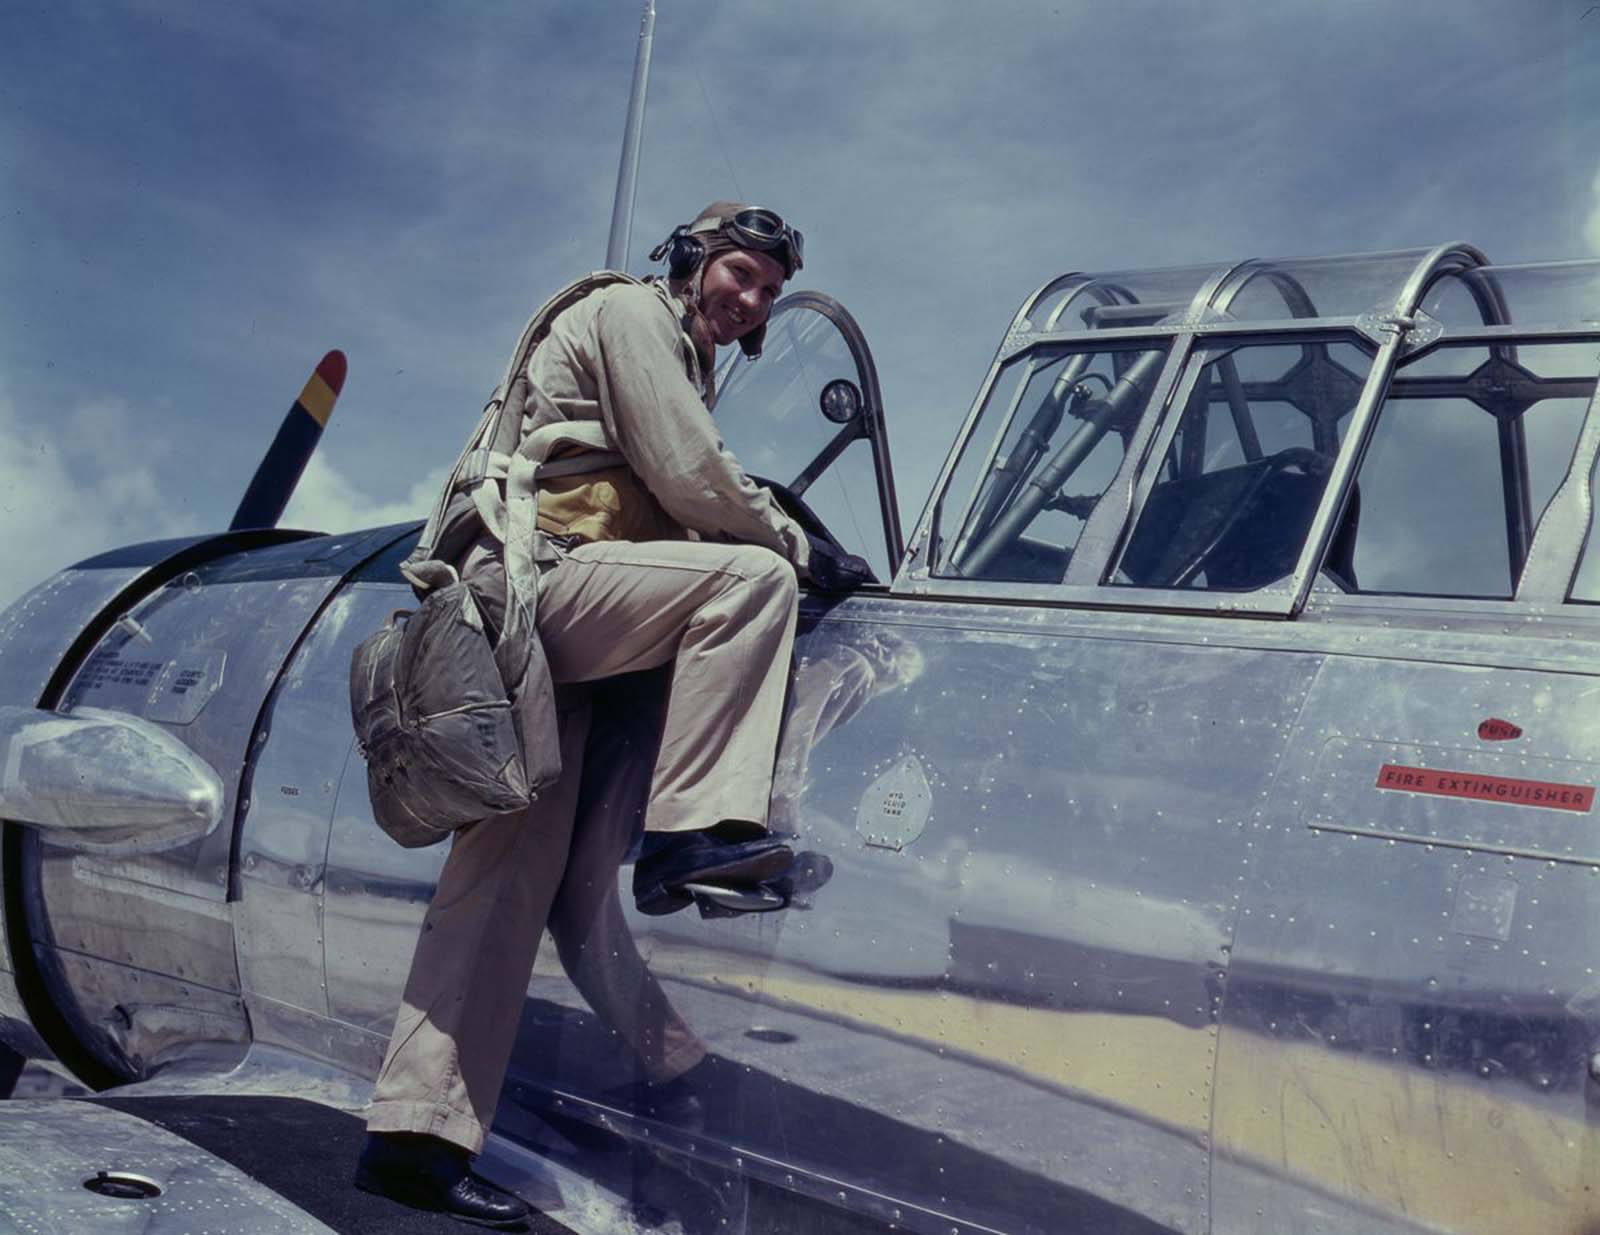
left=1376, top=764, right=1594, bottom=813
left=1477, top=718, right=1522, bottom=741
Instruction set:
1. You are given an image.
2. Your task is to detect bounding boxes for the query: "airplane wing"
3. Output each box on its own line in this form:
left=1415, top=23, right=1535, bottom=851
left=0, top=1081, right=583, bottom=1233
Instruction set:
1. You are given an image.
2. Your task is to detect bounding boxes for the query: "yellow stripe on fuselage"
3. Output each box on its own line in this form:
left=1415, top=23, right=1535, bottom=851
left=592, top=942, right=1600, bottom=1235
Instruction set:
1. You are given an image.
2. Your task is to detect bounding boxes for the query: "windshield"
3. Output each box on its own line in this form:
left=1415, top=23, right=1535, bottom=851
left=1110, top=337, right=1373, bottom=591
left=713, top=297, right=899, bottom=582
left=932, top=343, right=1169, bottom=582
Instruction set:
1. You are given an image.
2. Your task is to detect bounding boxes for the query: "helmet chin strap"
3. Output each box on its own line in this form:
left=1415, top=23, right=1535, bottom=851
left=670, top=264, right=719, bottom=398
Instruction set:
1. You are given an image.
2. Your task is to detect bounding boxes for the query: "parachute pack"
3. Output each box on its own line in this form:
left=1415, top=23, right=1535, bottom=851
left=349, top=273, right=635, bottom=846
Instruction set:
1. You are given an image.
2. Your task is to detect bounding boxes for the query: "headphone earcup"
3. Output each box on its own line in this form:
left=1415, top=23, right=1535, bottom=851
left=667, top=232, right=704, bottom=281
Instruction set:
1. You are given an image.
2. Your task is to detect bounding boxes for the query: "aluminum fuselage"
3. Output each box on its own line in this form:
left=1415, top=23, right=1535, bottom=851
left=4, top=250, right=1600, bottom=1234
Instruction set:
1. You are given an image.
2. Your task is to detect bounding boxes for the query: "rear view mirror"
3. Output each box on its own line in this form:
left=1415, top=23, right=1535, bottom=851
left=819, top=378, right=862, bottom=424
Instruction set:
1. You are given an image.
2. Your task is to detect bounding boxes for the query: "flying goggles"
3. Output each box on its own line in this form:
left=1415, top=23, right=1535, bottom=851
left=702, top=206, right=803, bottom=272
left=652, top=206, right=804, bottom=277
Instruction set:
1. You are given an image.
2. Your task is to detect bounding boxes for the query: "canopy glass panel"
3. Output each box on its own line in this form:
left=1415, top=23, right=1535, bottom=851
left=1421, top=260, right=1600, bottom=330
left=1210, top=250, right=1435, bottom=322
left=1021, top=265, right=1225, bottom=334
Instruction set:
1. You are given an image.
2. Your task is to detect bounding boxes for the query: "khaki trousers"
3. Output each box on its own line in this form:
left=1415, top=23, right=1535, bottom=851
left=366, top=539, right=799, bottom=1153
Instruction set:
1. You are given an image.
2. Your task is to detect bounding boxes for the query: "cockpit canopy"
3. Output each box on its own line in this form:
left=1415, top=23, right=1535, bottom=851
left=910, top=245, right=1600, bottom=614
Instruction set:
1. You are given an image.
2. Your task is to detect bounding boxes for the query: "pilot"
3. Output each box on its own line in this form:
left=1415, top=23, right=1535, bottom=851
left=355, top=202, right=871, bottom=1228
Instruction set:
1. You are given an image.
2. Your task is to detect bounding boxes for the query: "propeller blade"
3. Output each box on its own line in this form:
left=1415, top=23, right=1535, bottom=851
left=229, top=349, right=347, bottom=530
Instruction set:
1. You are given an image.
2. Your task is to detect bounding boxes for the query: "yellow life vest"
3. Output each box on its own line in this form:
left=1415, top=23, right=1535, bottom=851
left=535, top=462, right=686, bottom=544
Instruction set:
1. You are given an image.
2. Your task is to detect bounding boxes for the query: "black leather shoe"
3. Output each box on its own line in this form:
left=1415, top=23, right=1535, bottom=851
left=354, top=1132, right=529, bottom=1229
left=633, top=829, right=794, bottom=916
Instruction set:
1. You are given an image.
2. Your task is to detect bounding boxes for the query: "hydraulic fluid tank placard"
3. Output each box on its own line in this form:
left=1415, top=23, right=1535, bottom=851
left=855, top=753, right=933, bottom=850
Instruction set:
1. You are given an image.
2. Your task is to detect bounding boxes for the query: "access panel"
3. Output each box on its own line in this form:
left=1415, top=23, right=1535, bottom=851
left=1216, top=651, right=1600, bottom=1235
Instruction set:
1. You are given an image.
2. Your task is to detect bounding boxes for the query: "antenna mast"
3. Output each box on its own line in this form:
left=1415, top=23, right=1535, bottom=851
left=606, top=0, right=656, bottom=271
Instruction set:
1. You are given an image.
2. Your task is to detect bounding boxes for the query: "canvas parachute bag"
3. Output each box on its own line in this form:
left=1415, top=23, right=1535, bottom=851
left=349, top=272, right=633, bottom=847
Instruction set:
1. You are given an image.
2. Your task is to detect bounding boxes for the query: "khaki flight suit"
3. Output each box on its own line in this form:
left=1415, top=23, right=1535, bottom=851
left=367, top=280, right=812, bottom=1153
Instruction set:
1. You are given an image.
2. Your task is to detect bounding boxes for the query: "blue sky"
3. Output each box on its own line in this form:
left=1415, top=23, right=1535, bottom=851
left=3, top=0, right=1599, bottom=607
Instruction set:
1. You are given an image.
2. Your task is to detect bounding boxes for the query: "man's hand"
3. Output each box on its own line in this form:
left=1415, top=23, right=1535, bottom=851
left=805, top=535, right=875, bottom=593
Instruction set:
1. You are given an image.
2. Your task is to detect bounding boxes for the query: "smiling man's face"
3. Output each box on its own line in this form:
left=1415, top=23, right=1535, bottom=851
left=698, top=248, right=787, bottom=347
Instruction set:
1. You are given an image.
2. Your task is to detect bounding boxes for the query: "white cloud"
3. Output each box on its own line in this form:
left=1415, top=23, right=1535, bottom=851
left=0, top=392, right=191, bottom=613
left=279, top=452, right=443, bottom=534
left=0, top=389, right=432, bottom=618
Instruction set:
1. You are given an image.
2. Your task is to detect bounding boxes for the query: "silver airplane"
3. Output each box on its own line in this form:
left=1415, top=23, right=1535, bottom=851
left=1, top=243, right=1598, bottom=1234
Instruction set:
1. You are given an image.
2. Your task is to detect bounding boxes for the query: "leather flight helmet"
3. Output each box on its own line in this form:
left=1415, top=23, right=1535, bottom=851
left=649, top=201, right=804, bottom=359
